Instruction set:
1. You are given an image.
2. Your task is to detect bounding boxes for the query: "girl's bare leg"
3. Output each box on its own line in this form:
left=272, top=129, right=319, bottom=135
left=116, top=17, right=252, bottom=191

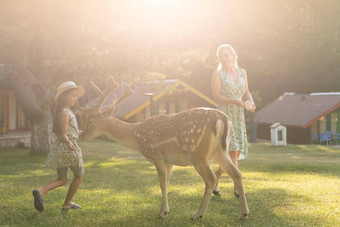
left=62, top=174, right=83, bottom=208
left=38, top=178, right=68, bottom=200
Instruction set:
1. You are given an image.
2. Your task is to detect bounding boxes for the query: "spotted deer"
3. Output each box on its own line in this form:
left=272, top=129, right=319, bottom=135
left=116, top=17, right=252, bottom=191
left=77, top=76, right=249, bottom=220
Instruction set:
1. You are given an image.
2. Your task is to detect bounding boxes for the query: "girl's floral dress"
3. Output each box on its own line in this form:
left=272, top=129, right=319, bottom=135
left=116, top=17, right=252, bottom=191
left=46, top=108, right=83, bottom=168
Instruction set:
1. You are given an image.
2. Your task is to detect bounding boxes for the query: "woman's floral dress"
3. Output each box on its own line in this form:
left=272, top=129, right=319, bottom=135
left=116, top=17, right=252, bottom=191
left=217, top=68, right=248, bottom=160
left=46, top=108, right=83, bottom=168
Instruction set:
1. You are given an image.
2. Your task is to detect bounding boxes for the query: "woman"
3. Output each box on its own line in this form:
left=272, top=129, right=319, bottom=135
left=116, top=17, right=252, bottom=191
left=211, top=44, right=256, bottom=196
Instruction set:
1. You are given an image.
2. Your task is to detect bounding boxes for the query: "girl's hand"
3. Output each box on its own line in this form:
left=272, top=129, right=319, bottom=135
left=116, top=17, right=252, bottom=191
left=235, top=100, right=246, bottom=108
left=67, top=141, right=76, bottom=150
left=78, top=130, right=83, bottom=136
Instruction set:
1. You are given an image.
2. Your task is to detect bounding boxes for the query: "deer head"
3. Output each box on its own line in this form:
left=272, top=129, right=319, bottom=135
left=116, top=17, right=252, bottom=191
left=77, top=76, right=134, bottom=140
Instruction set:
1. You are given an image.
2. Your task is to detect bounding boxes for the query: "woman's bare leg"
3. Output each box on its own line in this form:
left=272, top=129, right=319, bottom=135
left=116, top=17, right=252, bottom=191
left=213, top=150, right=240, bottom=194
left=213, top=167, right=224, bottom=194
left=230, top=150, right=241, bottom=196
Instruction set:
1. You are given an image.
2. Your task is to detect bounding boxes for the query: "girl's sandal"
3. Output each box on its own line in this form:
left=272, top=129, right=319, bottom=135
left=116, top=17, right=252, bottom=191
left=32, top=190, right=44, bottom=212
left=61, top=203, right=82, bottom=211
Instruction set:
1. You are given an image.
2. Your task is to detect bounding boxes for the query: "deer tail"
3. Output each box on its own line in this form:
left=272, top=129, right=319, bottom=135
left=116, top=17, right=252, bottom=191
left=215, top=119, right=224, bottom=149
left=215, top=118, right=231, bottom=151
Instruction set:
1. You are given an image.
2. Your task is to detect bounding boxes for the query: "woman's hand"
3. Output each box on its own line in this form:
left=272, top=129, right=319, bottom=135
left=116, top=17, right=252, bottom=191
left=245, top=100, right=256, bottom=112
left=78, top=130, right=83, bottom=136
left=251, top=102, right=256, bottom=112
left=235, top=100, right=246, bottom=108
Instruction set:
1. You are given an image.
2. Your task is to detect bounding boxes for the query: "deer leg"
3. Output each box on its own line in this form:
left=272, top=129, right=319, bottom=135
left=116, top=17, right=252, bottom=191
left=213, top=150, right=249, bottom=220
left=191, top=160, right=216, bottom=220
left=154, top=161, right=170, bottom=218
left=213, top=167, right=224, bottom=192
left=166, top=165, right=173, bottom=186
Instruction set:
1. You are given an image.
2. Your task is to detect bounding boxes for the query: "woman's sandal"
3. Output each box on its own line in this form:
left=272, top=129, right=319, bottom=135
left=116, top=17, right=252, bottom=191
left=213, top=190, right=220, bottom=196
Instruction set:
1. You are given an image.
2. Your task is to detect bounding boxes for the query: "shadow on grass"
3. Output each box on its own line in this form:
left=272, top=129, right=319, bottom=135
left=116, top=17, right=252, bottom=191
left=0, top=148, right=47, bottom=175
left=0, top=184, right=328, bottom=227
left=241, top=145, right=340, bottom=178
left=1, top=146, right=336, bottom=226
left=1, top=145, right=339, bottom=195
left=64, top=187, right=324, bottom=227
left=240, top=160, right=340, bottom=179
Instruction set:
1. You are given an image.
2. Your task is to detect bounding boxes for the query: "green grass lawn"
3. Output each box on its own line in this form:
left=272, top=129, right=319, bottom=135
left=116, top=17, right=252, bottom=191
left=1, top=140, right=339, bottom=226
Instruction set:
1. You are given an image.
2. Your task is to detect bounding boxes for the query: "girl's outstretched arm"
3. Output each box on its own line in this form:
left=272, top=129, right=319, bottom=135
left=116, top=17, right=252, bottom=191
left=59, top=111, right=76, bottom=150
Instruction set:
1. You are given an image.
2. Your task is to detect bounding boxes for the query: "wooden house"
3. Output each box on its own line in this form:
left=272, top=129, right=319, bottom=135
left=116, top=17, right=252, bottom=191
left=255, top=92, right=340, bottom=144
left=81, top=79, right=217, bottom=126
left=0, top=76, right=31, bottom=147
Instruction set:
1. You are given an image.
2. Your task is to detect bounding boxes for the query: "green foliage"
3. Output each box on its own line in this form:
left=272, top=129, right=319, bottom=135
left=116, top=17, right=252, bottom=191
left=0, top=0, right=339, bottom=105
left=1, top=140, right=340, bottom=226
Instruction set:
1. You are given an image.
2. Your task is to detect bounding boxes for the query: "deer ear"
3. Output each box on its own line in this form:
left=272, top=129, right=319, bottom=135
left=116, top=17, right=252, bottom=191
left=102, top=107, right=114, bottom=117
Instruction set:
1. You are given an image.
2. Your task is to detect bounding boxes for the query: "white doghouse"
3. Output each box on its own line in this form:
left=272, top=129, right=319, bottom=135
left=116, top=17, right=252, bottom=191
left=270, top=123, right=287, bottom=146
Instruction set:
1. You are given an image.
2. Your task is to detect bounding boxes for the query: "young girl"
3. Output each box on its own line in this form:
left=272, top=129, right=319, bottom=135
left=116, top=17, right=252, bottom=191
left=33, top=81, right=85, bottom=211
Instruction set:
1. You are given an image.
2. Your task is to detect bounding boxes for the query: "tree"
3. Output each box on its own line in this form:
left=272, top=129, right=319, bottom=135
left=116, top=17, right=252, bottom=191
left=1, top=0, right=339, bottom=152
left=2, top=61, right=53, bottom=153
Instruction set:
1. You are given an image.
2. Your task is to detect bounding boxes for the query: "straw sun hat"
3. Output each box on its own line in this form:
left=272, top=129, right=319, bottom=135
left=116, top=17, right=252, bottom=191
left=54, top=81, right=85, bottom=103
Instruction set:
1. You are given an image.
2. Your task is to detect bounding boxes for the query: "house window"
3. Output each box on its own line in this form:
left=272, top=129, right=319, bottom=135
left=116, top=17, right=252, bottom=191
left=8, top=90, right=17, bottom=130
left=319, top=116, right=327, bottom=133
left=17, top=105, right=29, bottom=129
left=2, top=90, right=31, bottom=131
left=311, top=122, right=318, bottom=134
left=169, top=102, right=176, bottom=114
left=278, top=130, right=283, bottom=141
left=0, top=92, right=4, bottom=130
left=330, top=113, right=337, bottom=132
left=179, top=100, right=188, bottom=112
left=158, top=102, right=167, bottom=115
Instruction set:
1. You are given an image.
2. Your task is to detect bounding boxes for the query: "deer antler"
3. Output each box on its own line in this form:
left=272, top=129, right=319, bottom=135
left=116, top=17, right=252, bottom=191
left=89, top=81, right=104, bottom=96
left=91, top=76, right=118, bottom=113
left=76, top=76, right=134, bottom=115
left=101, top=85, right=135, bottom=112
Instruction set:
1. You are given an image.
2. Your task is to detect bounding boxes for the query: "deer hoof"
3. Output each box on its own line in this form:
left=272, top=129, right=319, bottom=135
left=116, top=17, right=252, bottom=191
left=191, top=212, right=204, bottom=220
left=239, top=213, right=248, bottom=220
left=159, top=211, right=169, bottom=218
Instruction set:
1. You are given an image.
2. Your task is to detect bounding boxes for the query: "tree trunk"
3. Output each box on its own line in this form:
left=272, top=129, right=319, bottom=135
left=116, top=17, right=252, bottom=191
left=4, top=61, right=53, bottom=153
left=30, top=108, right=53, bottom=153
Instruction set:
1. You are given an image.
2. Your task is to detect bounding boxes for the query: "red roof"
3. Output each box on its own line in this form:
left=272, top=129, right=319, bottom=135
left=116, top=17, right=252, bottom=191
left=255, top=93, right=340, bottom=128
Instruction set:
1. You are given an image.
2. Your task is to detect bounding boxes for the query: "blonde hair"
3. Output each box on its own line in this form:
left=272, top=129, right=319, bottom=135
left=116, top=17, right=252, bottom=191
left=216, top=44, right=239, bottom=70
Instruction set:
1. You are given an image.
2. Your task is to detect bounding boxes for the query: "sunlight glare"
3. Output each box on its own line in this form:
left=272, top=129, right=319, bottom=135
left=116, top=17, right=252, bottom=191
left=142, top=0, right=181, bottom=8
